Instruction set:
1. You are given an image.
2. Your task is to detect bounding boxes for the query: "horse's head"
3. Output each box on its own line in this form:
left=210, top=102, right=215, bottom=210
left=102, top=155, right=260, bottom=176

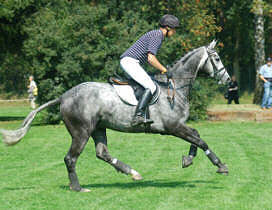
left=200, top=40, right=230, bottom=84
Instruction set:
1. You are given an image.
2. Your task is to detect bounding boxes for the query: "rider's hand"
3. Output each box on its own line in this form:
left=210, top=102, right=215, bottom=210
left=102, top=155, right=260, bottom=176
left=166, top=71, right=173, bottom=79
left=161, top=69, right=167, bottom=74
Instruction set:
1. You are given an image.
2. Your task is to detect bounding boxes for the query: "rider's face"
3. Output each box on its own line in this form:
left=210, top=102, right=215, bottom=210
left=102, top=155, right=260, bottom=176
left=167, top=28, right=176, bottom=37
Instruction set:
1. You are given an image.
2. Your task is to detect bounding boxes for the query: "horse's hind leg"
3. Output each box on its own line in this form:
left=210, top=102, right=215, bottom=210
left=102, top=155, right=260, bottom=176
left=64, top=124, right=91, bottom=192
left=92, top=128, right=142, bottom=180
left=182, top=128, right=199, bottom=168
left=171, top=123, right=228, bottom=174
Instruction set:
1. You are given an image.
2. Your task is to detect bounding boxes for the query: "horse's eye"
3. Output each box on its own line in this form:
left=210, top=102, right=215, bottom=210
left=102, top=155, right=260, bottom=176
left=215, top=58, right=220, bottom=62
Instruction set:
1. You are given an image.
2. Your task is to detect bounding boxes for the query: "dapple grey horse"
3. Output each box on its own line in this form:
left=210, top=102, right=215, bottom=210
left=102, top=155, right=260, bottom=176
left=0, top=41, right=230, bottom=192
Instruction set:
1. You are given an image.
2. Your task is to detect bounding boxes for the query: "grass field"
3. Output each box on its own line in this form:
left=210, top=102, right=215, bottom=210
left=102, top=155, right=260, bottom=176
left=211, top=91, right=254, bottom=105
left=0, top=101, right=272, bottom=210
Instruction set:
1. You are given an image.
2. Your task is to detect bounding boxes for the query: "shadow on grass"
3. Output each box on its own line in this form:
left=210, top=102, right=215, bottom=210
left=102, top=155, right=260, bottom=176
left=3, top=186, right=35, bottom=191
left=60, top=179, right=223, bottom=190
left=31, top=122, right=51, bottom=127
left=0, top=120, right=48, bottom=127
left=0, top=116, right=26, bottom=121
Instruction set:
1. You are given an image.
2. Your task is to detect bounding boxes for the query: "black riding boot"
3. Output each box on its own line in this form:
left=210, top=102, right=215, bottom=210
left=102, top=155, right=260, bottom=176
left=131, top=89, right=154, bottom=126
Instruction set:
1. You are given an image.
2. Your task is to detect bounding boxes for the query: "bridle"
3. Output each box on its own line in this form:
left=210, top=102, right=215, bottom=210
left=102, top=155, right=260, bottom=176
left=206, top=49, right=228, bottom=82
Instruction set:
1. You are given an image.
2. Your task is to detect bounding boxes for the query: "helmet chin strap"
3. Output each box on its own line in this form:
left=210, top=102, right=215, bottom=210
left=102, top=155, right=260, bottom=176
left=166, top=27, right=171, bottom=37
left=166, top=29, right=170, bottom=37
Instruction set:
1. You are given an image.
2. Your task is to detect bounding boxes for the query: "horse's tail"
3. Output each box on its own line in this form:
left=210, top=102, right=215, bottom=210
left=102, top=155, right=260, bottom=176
left=0, top=98, right=61, bottom=146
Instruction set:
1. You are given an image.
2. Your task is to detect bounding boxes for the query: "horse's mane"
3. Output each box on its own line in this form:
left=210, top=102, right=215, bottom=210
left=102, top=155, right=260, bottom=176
left=172, top=47, right=203, bottom=68
left=154, top=46, right=205, bottom=82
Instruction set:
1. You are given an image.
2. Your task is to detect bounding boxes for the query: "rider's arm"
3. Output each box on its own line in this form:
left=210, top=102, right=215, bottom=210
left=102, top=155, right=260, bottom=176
left=147, top=53, right=167, bottom=74
left=259, top=66, right=267, bottom=83
left=260, top=75, right=267, bottom=83
left=232, top=82, right=238, bottom=91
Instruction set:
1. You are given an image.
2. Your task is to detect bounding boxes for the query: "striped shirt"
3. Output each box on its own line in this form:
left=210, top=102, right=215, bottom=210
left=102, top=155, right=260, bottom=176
left=120, top=29, right=164, bottom=65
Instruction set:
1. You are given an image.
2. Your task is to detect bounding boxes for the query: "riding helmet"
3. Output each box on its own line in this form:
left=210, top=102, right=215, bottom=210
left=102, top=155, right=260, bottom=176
left=159, top=14, right=180, bottom=29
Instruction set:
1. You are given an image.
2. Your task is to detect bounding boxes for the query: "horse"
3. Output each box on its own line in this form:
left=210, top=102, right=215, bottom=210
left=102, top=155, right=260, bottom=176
left=0, top=40, right=230, bottom=192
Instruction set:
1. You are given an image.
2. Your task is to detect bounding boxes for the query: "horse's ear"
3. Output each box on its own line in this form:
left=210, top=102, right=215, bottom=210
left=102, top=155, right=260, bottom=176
left=208, top=40, right=217, bottom=50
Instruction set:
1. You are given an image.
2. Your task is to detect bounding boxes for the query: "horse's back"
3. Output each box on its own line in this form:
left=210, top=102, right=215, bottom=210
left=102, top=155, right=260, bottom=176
left=60, top=82, right=132, bottom=124
left=61, top=81, right=120, bottom=109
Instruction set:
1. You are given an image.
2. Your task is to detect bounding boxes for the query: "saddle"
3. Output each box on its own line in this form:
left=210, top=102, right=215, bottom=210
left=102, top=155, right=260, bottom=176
left=108, top=74, right=160, bottom=106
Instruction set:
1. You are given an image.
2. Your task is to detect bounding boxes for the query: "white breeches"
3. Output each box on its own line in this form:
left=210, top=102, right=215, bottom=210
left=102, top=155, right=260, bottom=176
left=120, top=57, right=156, bottom=94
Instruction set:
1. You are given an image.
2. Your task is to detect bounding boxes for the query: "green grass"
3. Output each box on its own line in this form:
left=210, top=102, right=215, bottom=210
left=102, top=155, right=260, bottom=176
left=1, top=103, right=272, bottom=209
left=208, top=92, right=261, bottom=112
left=211, top=92, right=254, bottom=105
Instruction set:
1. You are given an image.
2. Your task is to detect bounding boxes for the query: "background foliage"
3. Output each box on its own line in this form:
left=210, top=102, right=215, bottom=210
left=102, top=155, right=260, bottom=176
left=1, top=0, right=271, bottom=122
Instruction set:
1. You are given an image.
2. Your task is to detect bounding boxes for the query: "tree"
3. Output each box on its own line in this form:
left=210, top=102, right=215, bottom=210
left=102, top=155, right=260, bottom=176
left=0, top=0, right=226, bottom=122
left=215, top=0, right=255, bottom=92
left=0, top=0, right=47, bottom=94
left=253, top=0, right=265, bottom=104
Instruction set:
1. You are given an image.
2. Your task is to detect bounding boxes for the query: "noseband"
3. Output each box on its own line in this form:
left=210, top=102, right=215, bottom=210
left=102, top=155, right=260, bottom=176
left=206, top=49, right=227, bottom=81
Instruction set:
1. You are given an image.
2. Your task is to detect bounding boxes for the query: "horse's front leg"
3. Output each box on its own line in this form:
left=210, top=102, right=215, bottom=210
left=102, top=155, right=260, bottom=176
left=169, top=123, right=228, bottom=174
left=181, top=128, right=199, bottom=168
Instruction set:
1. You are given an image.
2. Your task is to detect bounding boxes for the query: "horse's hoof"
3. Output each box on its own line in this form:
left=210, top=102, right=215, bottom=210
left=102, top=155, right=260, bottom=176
left=80, top=188, right=91, bottom=193
left=216, top=163, right=228, bottom=175
left=132, top=173, right=143, bottom=181
left=70, top=184, right=90, bottom=192
left=182, top=155, right=193, bottom=168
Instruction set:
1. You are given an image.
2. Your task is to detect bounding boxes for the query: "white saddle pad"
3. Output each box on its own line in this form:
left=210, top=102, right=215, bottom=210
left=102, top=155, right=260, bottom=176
left=113, top=84, right=160, bottom=106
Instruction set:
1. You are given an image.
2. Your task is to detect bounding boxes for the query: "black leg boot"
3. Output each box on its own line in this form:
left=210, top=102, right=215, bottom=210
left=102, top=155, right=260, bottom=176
left=131, top=89, right=154, bottom=126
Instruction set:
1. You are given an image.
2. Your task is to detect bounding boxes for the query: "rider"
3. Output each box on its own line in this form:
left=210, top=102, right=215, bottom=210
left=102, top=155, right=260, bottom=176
left=120, top=14, right=179, bottom=126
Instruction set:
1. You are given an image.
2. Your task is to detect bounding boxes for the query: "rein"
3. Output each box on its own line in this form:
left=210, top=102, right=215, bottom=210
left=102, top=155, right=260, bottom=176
left=154, top=76, right=194, bottom=106
left=167, top=78, right=175, bottom=105
left=162, top=47, right=226, bottom=107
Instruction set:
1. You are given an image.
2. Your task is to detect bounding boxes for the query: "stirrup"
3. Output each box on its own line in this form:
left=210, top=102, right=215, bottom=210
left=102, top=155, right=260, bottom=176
left=131, top=115, right=145, bottom=126
left=131, top=115, right=153, bottom=126
left=144, top=118, right=153, bottom=124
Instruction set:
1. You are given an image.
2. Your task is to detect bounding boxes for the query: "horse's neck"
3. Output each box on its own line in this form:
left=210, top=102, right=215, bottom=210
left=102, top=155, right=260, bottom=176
left=174, top=77, right=194, bottom=100
left=169, top=47, right=205, bottom=98
left=153, top=47, right=205, bottom=99
left=171, top=47, right=204, bottom=77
